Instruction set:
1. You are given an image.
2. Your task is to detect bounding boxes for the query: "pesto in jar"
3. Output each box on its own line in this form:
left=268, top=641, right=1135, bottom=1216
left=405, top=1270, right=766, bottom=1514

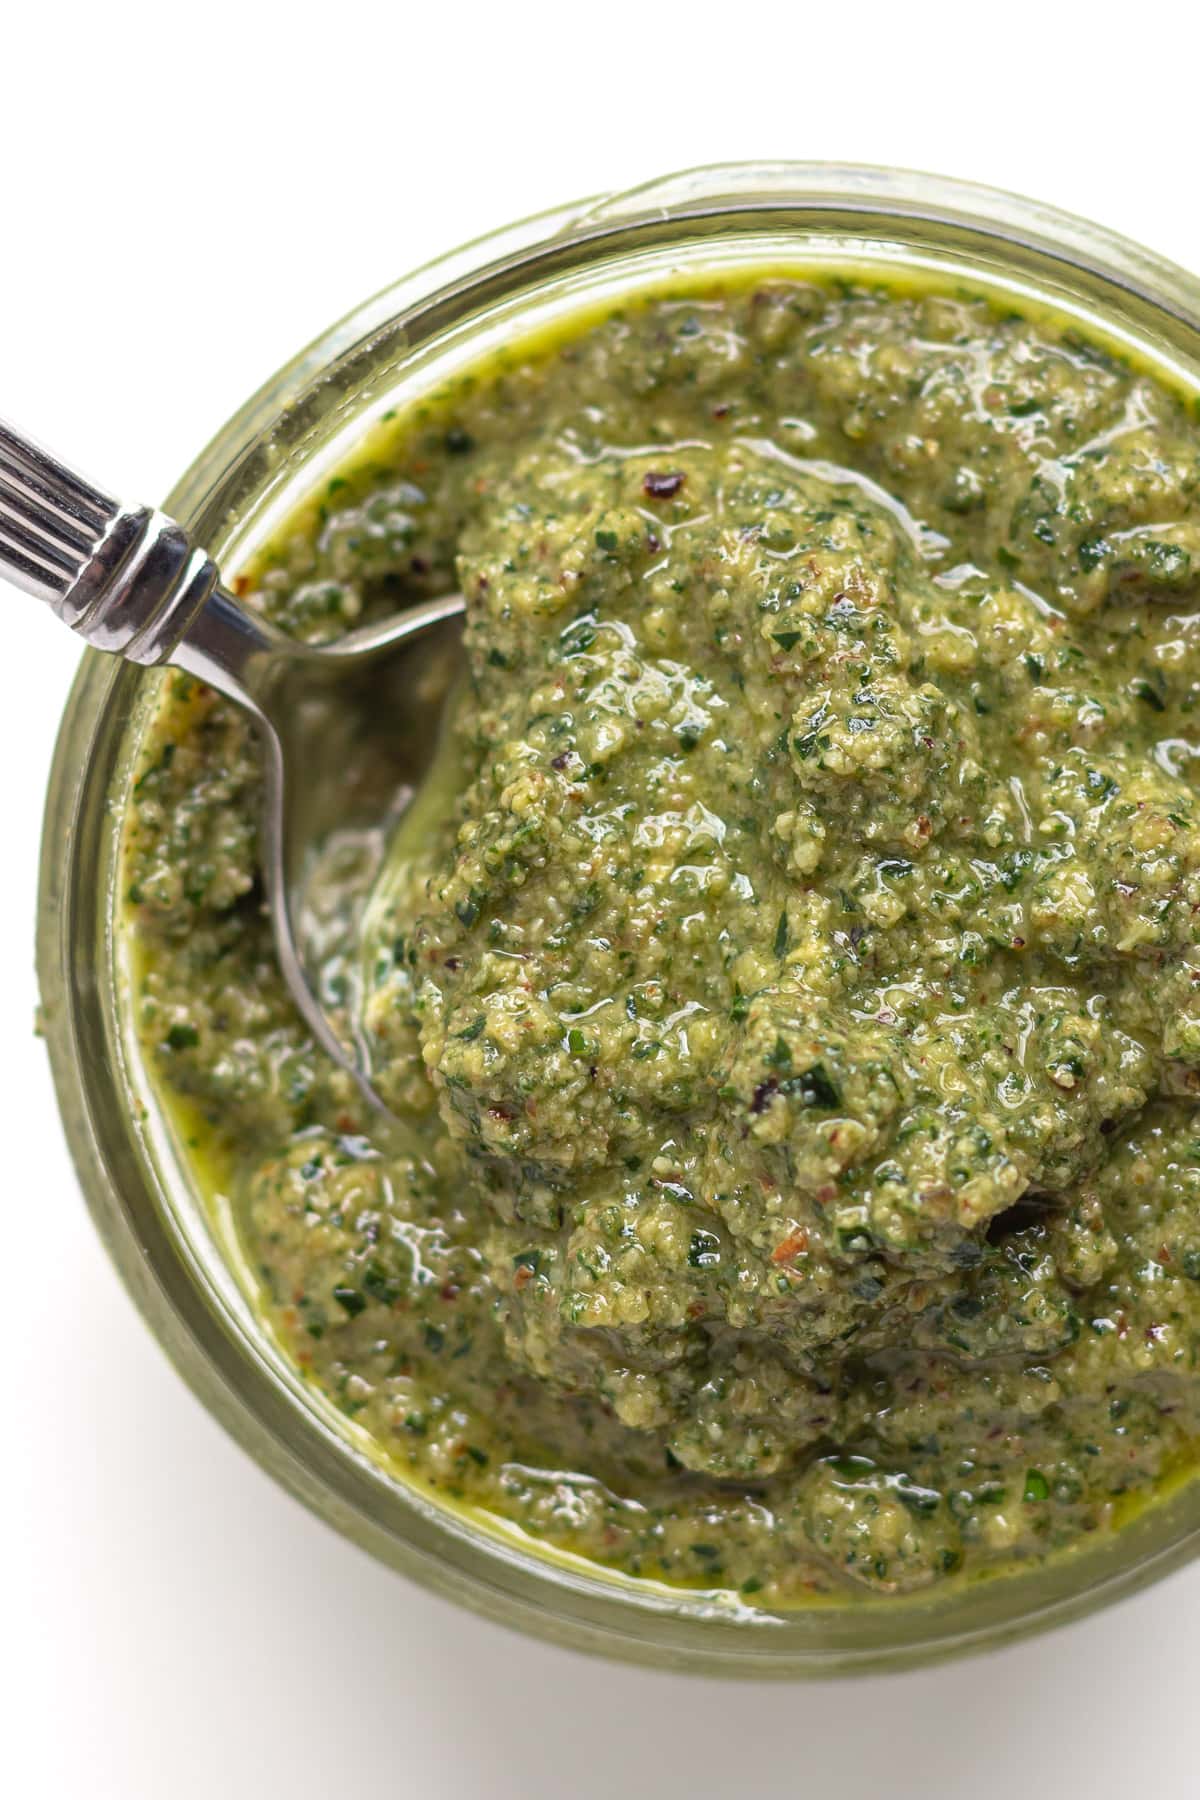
left=124, top=274, right=1200, bottom=1604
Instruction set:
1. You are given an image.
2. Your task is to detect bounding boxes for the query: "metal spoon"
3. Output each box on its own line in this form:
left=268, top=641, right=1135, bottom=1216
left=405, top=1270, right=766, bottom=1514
left=0, top=416, right=465, bottom=1107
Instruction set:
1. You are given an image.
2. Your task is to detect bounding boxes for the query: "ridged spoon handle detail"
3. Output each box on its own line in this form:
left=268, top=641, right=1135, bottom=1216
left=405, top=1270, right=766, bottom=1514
left=0, top=415, right=221, bottom=665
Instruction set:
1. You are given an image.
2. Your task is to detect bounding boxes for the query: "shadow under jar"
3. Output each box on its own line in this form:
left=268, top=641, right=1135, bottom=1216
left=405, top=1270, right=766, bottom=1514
left=38, top=162, right=1200, bottom=1675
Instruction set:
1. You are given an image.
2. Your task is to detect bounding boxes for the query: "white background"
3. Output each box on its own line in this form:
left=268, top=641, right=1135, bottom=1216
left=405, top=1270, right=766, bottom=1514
left=5, top=4, right=1199, bottom=1793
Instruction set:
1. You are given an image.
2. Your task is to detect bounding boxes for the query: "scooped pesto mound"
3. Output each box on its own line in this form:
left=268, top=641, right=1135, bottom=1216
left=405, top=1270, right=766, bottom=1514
left=126, top=276, right=1200, bottom=1601
left=358, top=436, right=1192, bottom=1482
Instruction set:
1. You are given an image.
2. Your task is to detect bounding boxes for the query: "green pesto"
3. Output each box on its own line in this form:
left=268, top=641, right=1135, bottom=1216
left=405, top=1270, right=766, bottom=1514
left=125, top=275, right=1200, bottom=1603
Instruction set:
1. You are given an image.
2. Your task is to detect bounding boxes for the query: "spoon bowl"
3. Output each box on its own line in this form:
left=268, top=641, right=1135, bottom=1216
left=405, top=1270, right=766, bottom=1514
left=253, top=602, right=464, bottom=1094
left=0, top=414, right=466, bottom=1104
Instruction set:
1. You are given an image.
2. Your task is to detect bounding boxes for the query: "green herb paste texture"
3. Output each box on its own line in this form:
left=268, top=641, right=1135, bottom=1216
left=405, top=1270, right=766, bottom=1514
left=125, top=277, right=1200, bottom=1602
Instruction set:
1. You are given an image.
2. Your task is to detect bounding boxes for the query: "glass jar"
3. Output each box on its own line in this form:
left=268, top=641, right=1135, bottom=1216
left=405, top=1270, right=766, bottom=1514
left=38, top=162, right=1200, bottom=1675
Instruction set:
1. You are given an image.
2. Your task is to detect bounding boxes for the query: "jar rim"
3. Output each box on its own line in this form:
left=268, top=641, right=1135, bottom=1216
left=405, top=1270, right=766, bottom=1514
left=39, top=161, right=1200, bottom=1675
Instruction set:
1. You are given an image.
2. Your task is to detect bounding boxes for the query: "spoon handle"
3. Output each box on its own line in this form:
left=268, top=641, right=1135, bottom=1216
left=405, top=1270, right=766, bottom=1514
left=0, top=415, right=222, bottom=665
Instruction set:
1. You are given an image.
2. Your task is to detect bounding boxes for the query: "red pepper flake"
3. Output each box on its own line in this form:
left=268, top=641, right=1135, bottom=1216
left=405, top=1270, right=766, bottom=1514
left=771, top=1227, right=809, bottom=1264
left=642, top=470, right=685, bottom=499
